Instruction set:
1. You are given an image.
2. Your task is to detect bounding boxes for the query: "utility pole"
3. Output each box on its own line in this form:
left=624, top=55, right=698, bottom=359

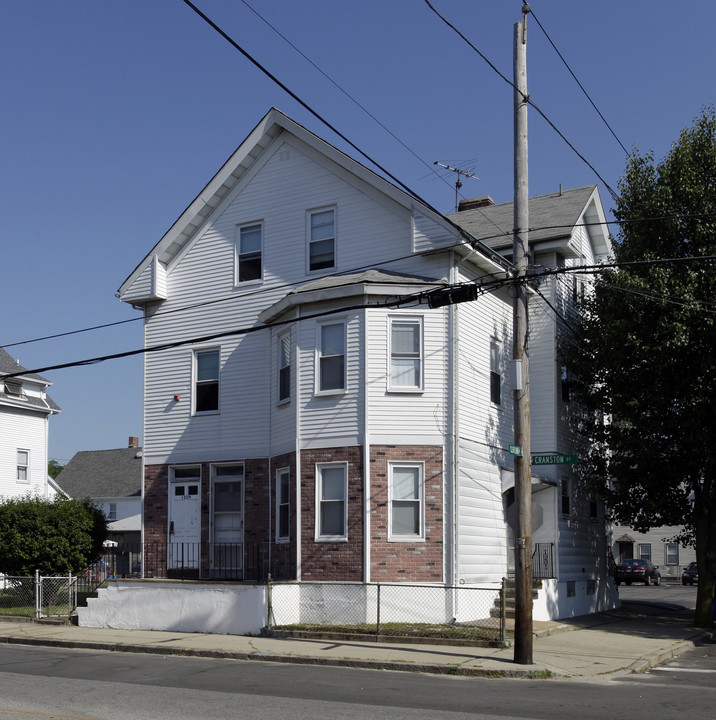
left=513, top=4, right=533, bottom=665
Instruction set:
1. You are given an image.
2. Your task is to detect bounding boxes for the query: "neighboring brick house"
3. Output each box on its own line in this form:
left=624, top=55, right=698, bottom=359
left=118, top=109, right=617, bottom=619
left=0, top=346, right=60, bottom=500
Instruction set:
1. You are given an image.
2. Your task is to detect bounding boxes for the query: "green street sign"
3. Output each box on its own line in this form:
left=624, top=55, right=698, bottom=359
left=531, top=453, right=578, bottom=466
left=508, top=444, right=523, bottom=457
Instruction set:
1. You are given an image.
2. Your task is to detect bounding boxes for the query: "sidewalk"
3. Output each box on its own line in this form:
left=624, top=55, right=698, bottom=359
left=0, top=604, right=710, bottom=681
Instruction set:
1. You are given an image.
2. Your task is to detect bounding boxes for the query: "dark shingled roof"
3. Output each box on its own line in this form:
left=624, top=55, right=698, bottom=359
left=447, top=185, right=598, bottom=250
left=55, top=447, right=142, bottom=499
left=0, top=346, right=60, bottom=412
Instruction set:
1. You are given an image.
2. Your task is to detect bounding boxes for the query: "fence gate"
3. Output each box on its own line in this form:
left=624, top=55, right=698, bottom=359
left=38, top=573, right=77, bottom=619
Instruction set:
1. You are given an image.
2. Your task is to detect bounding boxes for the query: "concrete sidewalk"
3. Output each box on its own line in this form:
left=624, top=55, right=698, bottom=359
left=0, top=604, right=710, bottom=681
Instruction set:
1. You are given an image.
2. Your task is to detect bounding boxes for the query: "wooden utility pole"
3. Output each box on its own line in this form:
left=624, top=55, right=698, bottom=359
left=513, top=4, right=533, bottom=665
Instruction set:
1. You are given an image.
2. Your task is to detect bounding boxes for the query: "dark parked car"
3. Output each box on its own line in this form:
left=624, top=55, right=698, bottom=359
left=614, top=558, right=661, bottom=586
left=681, top=561, right=698, bottom=585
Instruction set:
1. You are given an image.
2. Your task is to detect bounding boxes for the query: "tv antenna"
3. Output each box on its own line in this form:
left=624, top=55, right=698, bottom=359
left=434, top=161, right=479, bottom=211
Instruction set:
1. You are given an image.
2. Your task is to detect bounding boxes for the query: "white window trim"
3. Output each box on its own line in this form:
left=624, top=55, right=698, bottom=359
left=193, top=347, right=220, bottom=415
left=306, top=206, right=336, bottom=273
left=315, top=320, right=347, bottom=396
left=108, top=503, right=117, bottom=521
left=490, top=339, right=502, bottom=406
left=388, top=462, right=425, bottom=542
left=665, top=543, right=679, bottom=566
left=387, top=316, right=424, bottom=393
left=315, top=462, right=348, bottom=542
left=234, top=221, right=264, bottom=286
left=277, top=331, right=291, bottom=405
left=275, top=467, right=290, bottom=543
left=17, top=448, right=30, bottom=484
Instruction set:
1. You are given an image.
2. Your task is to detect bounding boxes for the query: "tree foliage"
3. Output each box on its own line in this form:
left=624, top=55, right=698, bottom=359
left=48, top=460, right=64, bottom=480
left=0, top=495, right=108, bottom=575
left=562, top=107, right=716, bottom=627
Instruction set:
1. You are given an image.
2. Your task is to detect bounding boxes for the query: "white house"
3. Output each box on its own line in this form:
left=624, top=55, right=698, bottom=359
left=116, top=109, right=617, bottom=620
left=0, top=346, right=60, bottom=501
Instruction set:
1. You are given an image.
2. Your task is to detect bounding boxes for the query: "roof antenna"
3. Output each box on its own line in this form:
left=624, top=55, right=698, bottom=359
left=434, top=162, right=479, bottom=212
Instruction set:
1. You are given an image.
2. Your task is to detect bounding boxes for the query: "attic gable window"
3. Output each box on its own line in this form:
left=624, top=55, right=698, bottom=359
left=308, top=209, right=335, bottom=271
left=236, top=223, right=262, bottom=283
left=4, top=380, right=23, bottom=398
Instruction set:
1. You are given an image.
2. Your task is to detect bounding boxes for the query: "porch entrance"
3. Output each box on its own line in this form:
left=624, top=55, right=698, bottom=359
left=211, top=464, right=244, bottom=578
left=169, top=466, right=201, bottom=570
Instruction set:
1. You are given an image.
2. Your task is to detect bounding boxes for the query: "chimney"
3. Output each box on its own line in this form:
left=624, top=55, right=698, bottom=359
left=458, top=196, right=494, bottom=212
left=128, top=436, right=139, bottom=448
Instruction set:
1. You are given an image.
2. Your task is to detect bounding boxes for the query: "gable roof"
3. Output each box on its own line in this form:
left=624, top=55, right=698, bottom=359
left=447, top=185, right=611, bottom=258
left=55, top=447, right=142, bottom=499
left=0, top=346, right=60, bottom=413
left=118, top=108, right=510, bottom=301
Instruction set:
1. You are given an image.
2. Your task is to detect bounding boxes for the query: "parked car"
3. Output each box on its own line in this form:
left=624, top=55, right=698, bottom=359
left=614, top=558, right=661, bottom=586
left=681, top=561, right=698, bottom=585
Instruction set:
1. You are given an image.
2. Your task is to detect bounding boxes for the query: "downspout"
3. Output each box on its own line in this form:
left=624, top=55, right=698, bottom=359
left=363, top=307, right=371, bottom=583
left=295, top=308, right=302, bottom=581
left=449, top=251, right=460, bottom=586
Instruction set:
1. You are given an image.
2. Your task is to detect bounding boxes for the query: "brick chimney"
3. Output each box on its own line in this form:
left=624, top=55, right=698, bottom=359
left=128, top=436, right=139, bottom=448
left=458, top=196, right=494, bottom=212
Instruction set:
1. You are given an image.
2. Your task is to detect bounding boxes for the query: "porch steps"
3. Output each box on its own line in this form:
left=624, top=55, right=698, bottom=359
left=490, top=578, right=542, bottom=620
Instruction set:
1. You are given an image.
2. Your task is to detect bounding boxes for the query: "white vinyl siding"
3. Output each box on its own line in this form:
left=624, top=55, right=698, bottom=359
left=0, top=406, right=50, bottom=499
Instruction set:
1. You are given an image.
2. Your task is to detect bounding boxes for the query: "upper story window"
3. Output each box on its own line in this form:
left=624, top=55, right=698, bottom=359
left=316, top=463, right=347, bottom=540
left=276, top=468, right=290, bottom=542
left=108, top=503, right=117, bottom=521
left=389, top=462, right=424, bottom=541
left=561, top=478, right=571, bottom=516
left=4, top=380, right=23, bottom=398
left=317, top=322, right=345, bottom=393
left=17, top=449, right=29, bottom=483
left=490, top=339, right=502, bottom=406
left=308, top=209, right=335, bottom=271
left=561, top=365, right=571, bottom=403
left=278, top=332, right=291, bottom=403
left=236, top=223, right=262, bottom=283
left=389, top=317, right=423, bottom=391
left=195, top=349, right=220, bottom=413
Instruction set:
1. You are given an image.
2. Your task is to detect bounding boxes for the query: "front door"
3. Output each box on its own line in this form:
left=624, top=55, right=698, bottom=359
left=211, top=465, right=244, bottom=578
left=169, top=467, right=201, bottom=569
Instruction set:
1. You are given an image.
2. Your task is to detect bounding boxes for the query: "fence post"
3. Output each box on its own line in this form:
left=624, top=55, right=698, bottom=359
left=375, top=584, right=381, bottom=639
left=500, top=577, right=507, bottom=647
left=266, top=573, right=273, bottom=630
left=34, top=569, right=41, bottom=619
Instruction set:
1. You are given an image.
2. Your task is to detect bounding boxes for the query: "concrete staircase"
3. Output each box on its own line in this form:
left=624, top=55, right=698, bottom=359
left=491, top=578, right=542, bottom=619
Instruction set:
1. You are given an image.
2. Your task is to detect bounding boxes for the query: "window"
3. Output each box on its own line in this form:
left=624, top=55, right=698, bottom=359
left=4, top=380, right=23, bottom=397
left=389, top=463, right=424, bottom=540
left=561, top=478, right=571, bottom=515
left=108, top=503, right=117, bottom=521
left=389, top=318, right=422, bottom=390
left=17, top=450, right=29, bottom=483
left=638, top=543, right=651, bottom=562
left=561, top=366, right=570, bottom=403
left=490, top=340, right=501, bottom=405
left=195, top=349, right=219, bottom=413
left=589, top=492, right=598, bottom=520
left=318, top=322, right=345, bottom=393
left=665, top=543, right=679, bottom=566
left=316, top=463, right=347, bottom=540
left=236, top=223, right=262, bottom=283
left=308, top=209, right=335, bottom=271
left=276, top=468, right=290, bottom=542
left=278, top=333, right=291, bottom=403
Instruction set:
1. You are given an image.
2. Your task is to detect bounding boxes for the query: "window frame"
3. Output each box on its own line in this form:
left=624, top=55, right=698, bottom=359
left=665, top=543, right=679, bottom=566
left=638, top=543, right=652, bottom=562
left=388, top=316, right=423, bottom=392
left=108, top=503, right=117, bottom=521
left=561, top=478, right=571, bottom=516
left=17, top=449, right=30, bottom=483
left=316, top=320, right=346, bottom=395
left=194, top=348, right=220, bottom=414
left=307, top=207, right=336, bottom=272
left=490, top=339, right=502, bottom=406
left=315, top=462, right=348, bottom=541
left=235, top=222, right=263, bottom=285
left=277, top=331, right=291, bottom=404
left=275, top=467, right=290, bottom=542
left=388, top=462, right=425, bottom=541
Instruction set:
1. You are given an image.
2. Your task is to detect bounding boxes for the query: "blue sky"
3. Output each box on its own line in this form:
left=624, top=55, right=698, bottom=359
left=1, top=1, right=714, bottom=464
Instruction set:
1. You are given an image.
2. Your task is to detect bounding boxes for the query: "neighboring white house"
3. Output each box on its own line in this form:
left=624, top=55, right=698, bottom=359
left=116, top=108, right=617, bottom=620
left=55, top=436, right=143, bottom=547
left=0, top=346, right=60, bottom=501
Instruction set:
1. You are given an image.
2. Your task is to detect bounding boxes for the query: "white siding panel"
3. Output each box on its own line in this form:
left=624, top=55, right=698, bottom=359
left=0, top=406, right=49, bottom=499
left=413, top=209, right=456, bottom=253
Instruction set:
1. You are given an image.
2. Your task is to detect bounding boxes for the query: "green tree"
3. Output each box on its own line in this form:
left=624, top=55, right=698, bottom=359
left=48, top=460, right=64, bottom=480
left=562, top=107, right=716, bottom=627
left=0, top=495, right=108, bottom=575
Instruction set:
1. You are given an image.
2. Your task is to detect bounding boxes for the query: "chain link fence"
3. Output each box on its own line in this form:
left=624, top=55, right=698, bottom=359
left=0, top=572, right=77, bottom=619
left=268, top=581, right=506, bottom=645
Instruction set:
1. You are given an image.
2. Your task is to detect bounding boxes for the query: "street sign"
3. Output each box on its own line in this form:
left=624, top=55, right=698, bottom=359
left=508, top=444, right=523, bottom=457
left=531, top=453, right=578, bottom=465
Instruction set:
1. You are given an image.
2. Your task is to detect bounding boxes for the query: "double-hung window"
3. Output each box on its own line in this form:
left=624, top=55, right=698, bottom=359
left=308, top=209, right=335, bottom=271
left=316, top=463, right=347, bottom=540
left=561, top=478, right=571, bottom=516
left=490, top=340, right=502, bottom=405
left=639, top=543, right=652, bottom=562
left=17, top=449, right=29, bottom=483
left=276, top=468, right=290, bottom=542
left=236, top=223, right=262, bottom=283
left=389, top=317, right=422, bottom=391
left=665, top=543, right=679, bottom=566
left=278, top=333, right=291, bottom=403
left=108, top=503, right=117, bottom=521
left=318, top=322, right=345, bottom=393
left=195, top=349, right=220, bottom=413
left=389, top=463, right=424, bottom=540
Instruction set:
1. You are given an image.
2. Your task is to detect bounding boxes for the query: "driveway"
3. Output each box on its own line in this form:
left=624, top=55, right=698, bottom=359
left=617, top=581, right=696, bottom=612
